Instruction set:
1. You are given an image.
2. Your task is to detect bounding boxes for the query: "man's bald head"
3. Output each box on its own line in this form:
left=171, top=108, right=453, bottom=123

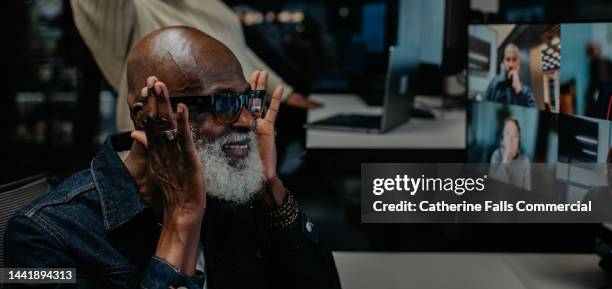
left=126, top=26, right=247, bottom=108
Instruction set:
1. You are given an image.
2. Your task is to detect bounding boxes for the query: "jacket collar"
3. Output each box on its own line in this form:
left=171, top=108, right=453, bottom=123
left=90, top=132, right=149, bottom=231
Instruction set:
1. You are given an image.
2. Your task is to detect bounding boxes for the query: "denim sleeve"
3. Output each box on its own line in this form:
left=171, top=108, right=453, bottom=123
left=5, top=214, right=203, bottom=289
left=141, top=256, right=204, bottom=289
left=4, top=214, right=85, bottom=288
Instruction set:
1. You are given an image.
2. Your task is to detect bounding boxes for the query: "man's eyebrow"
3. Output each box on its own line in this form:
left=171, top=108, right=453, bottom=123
left=240, top=86, right=251, bottom=93
left=213, top=85, right=251, bottom=94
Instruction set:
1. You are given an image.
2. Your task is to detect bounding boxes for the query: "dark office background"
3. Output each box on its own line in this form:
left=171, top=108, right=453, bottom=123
left=4, top=0, right=612, bottom=253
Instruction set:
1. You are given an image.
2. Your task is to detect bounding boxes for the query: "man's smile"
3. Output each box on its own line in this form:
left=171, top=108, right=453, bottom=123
left=223, top=140, right=249, bottom=158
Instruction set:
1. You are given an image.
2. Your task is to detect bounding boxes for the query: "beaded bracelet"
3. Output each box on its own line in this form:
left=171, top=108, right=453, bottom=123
left=267, top=191, right=300, bottom=228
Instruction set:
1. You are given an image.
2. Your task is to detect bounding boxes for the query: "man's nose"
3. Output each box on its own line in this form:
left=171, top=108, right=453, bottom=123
left=232, top=107, right=255, bottom=131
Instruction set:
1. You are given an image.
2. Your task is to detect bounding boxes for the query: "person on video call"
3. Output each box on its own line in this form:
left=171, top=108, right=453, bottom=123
left=5, top=27, right=340, bottom=289
left=484, top=43, right=536, bottom=108
left=489, top=117, right=532, bottom=191
left=69, top=0, right=321, bottom=132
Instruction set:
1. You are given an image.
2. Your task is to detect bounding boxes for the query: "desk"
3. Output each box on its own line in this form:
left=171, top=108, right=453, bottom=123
left=332, top=252, right=607, bottom=289
left=306, top=94, right=466, bottom=149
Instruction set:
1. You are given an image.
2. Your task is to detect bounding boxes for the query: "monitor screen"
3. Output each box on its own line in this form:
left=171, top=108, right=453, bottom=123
left=467, top=21, right=612, bottom=202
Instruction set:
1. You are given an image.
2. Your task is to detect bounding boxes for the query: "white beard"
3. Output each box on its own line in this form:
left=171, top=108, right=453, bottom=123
left=194, top=130, right=264, bottom=204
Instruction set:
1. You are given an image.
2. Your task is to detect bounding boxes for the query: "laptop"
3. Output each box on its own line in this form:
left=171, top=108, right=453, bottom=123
left=305, top=46, right=419, bottom=133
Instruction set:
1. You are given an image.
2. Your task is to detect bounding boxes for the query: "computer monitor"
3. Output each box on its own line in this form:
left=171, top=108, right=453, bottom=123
left=397, top=0, right=468, bottom=95
left=467, top=21, right=612, bottom=202
left=305, top=46, right=418, bottom=133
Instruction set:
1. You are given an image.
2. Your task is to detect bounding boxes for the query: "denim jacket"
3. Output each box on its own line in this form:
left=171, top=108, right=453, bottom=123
left=5, top=133, right=341, bottom=289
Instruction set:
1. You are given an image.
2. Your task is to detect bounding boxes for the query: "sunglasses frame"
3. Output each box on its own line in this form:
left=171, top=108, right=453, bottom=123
left=170, top=90, right=266, bottom=124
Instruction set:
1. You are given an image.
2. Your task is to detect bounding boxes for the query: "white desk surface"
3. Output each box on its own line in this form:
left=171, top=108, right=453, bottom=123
left=332, top=252, right=606, bottom=289
left=306, top=94, right=466, bottom=149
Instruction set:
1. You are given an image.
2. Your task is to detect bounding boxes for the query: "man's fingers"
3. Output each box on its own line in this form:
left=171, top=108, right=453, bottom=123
left=176, top=103, right=197, bottom=159
left=131, top=130, right=149, bottom=149
left=142, top=77, right=161, bottom=147
left=145, top=87, right=158, bottom=130
left=265, top=85, right=283, bottom=123
left=154, top=81, right=177, bottom=131
left=140, top=86, right=148, bottom=99
left=146, top=76, right=158, bottom=90
left=132, top=87, right=149, bottom=128
left=257, top=71, right=268, bottom=91
left=145, top=87, right=158, bottom=120
left=249, top=70, right=260, bottom=91
left=143, top=90, right=162, bottom=148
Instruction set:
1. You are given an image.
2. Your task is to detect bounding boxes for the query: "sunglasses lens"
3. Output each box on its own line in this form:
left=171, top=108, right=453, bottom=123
left=249, top=97, right=262, bottom=118
left=249, top=90, right=266, bottom=118
left=171, top=97, right=209, bottom=123
left=187, top=107, right=206, bottom=123
left=215, top=96, right=242, bottom=122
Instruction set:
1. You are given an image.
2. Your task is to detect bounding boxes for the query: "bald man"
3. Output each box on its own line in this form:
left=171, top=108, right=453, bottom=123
left=5, top=27, right=340, bottom=289
left=484, top=43, right=536, bottom=107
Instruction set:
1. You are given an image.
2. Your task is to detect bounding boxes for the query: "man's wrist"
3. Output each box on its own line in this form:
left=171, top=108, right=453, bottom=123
left=162, top=207, right=205, bottom=231
left=265, top=171, right=278, bottom=182
left=266, top=176, right=286, bottom=208
left=255, top=176, right=285, bottom=207
left=156, top=209, right=203, bottom=276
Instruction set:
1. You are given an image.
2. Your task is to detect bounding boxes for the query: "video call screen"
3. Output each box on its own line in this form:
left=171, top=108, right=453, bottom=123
left=467, top=22, right=612, bottom=201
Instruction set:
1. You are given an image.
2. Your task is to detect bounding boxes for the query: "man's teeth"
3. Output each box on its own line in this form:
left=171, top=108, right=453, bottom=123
left=224, top=144, right=247, bottom=149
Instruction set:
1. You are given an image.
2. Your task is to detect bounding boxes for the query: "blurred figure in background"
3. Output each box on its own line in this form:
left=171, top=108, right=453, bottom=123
left=586, top=42, right=612, bottom=120
left=586, top=42, right=612, bottom=117
left=559, top=80, right=576, bottom=115
left=70, top=0, right=321, bottom=133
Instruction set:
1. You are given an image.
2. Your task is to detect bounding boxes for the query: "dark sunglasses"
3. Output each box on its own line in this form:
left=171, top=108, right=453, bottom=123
left=170, top=90, right=266, bottom=124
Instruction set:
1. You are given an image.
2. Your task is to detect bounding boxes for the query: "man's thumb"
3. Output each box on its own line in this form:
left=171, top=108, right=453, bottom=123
left=131, top=130, right=149, bottom=149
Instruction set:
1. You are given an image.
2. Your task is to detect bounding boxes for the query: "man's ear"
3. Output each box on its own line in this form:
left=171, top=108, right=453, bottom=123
left=129, top=100, right=149, bottom=148
left=130, top=101, right=146, bottom=129
left=131, top=130, right=148, bottom=149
